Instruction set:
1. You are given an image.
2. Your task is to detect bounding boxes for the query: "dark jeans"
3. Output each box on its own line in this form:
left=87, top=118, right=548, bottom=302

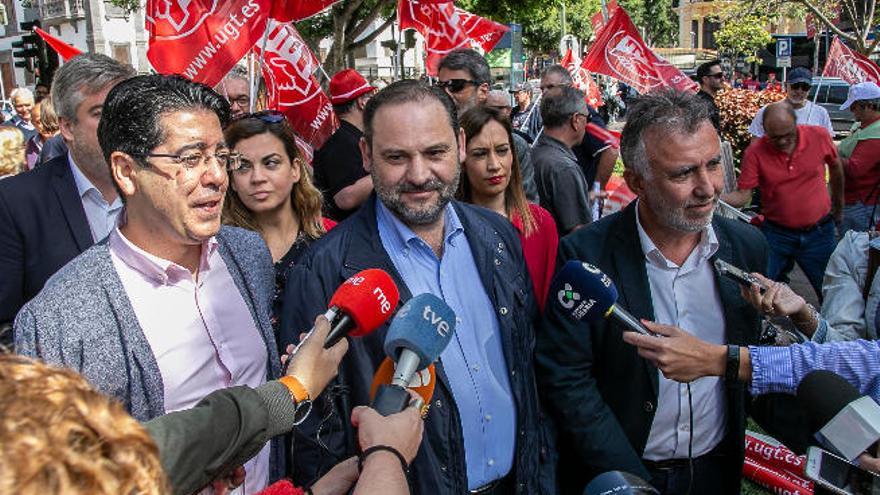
left=645, top=450, right=737, bottom=495
left=761, top=217, right=837, bottom=299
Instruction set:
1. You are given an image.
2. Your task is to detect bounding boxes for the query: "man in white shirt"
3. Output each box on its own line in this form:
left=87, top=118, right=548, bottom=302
left=748, top=67, right=834, bottom=139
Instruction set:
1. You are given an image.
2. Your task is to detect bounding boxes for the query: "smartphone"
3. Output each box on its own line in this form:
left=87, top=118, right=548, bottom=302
left=713, top=259, right=766, bottom=293
left=804, top=446, right=880, bottom=495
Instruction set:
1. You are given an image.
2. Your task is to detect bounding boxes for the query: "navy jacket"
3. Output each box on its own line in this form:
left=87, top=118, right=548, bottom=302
left=280, top=197, right=554, bottom=494
left=536, top=202, right=768, bottom=494
left=0, top=154, right=92, bottom=327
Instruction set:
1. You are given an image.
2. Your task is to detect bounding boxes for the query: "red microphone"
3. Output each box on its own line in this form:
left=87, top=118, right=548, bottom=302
left=323, top=269, right=400, bottom=348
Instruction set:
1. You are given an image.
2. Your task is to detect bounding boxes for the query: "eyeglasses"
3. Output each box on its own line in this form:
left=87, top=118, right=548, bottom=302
left=228, top=95, right=250, bottom=108
left=706, top=72, right=725, bottom=79
left=434, top=79, right=479, bottom=93
left=132, top=148, right=242, bottom=174
left=790, top=83, right=811, bottom=91
left=231, top=109, right=286, bottom=124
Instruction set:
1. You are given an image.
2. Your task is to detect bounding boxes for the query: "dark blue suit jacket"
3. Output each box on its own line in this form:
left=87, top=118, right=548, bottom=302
left=0, top=153, right=92, bottom=326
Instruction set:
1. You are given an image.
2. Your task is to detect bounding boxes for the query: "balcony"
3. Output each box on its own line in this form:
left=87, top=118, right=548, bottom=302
left=39, top=0, right=85, bottom=23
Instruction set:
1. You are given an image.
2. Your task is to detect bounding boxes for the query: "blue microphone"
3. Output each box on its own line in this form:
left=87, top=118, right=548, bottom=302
left=371, top=293, right=457, bottom=415
left=550, top=260, right=652, bottom=335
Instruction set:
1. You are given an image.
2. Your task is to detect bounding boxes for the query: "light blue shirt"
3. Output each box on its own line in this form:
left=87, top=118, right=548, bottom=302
left=376, top=199, right=515, bottom=489
left=69, top=153, right=123, bottom=242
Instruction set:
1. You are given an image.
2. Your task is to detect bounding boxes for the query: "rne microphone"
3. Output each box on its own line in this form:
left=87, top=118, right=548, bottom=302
left=797, top=370, right=880, bottom=461
left=550, top=260, right=651, bottom=335
left=370, top=357, right=437, bottom=414
left=370, top=293, right=456, bottom=416
left=323, top=269, right=400, bottom=348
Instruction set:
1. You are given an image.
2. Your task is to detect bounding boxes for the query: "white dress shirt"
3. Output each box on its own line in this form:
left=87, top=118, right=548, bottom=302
left=749, top=100, right=834, bottom=137
left=69, top=153, right=123, bottom=242
left=636, top=206, right=729, bottom=460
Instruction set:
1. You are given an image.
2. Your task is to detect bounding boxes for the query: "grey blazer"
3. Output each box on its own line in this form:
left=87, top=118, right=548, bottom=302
left=13, top=225, right=285, bottom=480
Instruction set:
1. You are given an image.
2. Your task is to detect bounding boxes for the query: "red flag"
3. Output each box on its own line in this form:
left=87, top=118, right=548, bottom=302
left=398, top=0, right=507, bottom=75
left=256, top=20, right=338, bottom=152
left=822, top=37, right=880, bottom=85
left=560, top=48, right=603, bottom=108
left=146, top=0, right=271, bottom=87
left=270, top=0, right=342, bottom=22
left=805, top=13, right=817, bottom=40
left=742, top=457, right=814, bottom=494
left=34, top=27, right=82, bottom=61
left=590, top=0, right=617, bottom=37
left=581, top=7, right=697, bottom=95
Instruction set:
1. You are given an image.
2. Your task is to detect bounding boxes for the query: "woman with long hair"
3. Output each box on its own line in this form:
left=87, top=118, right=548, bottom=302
left=458, top=106, right=558, bottom=310
left=223, top=111, right=335, bottom=331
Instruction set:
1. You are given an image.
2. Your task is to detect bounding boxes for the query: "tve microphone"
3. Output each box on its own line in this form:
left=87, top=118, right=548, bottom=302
left=584, top=471, right=659, bottom=495
left=323, top=269, right=400, bottom=348
left=370, top=357, right=437, bottom=413
left=797, top=370, right=880, bottom=461
left=550, top=260, right=651, bottom=335
left=370, top=293, right=456, bottom=416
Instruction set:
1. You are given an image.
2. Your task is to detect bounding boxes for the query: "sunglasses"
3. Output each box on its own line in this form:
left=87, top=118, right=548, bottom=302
left=790, top=83, right=811, bottom=91
left=435, top=79, right=478, bottom=93
left=706, top=72, right=724, bottom=79
left=231, top=109, right=286, bottom=124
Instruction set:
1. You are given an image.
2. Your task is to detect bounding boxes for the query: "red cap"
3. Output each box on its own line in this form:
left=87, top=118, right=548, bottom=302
left=329, top=268, right=399, bottom=337
left=329, top=69, right=376, bottom=105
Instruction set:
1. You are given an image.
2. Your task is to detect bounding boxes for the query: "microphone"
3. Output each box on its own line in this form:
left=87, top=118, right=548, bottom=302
left=584, top=471, right=659, bottom=495
left=370, top=293, right=456, bottom=416
left=323, top=269, right=400, bottom=348
left=797, top=370, right=880, bottom=461
left=550, top=260, right=652, bottom=335
left=370, top=357, right=437, bottom=413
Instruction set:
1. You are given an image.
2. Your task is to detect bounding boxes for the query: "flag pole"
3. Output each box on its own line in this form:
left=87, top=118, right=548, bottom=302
left=251, top=23, right=272, bottom=113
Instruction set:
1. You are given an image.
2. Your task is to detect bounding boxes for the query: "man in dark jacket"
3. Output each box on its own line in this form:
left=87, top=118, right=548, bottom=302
left=281, top=81, right=552, bottom=494
left=537, top=89, right=767, bottom=494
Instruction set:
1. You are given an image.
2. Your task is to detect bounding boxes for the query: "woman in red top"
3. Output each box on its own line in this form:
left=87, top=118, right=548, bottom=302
left=457, top=106, right=559, bottom=311
left=222, top=111, right=336, bottom=332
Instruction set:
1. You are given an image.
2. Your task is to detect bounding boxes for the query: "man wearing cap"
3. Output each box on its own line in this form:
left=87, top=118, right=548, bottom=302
left=313, top=69, right=376, bottom=221
left=510, top=81, right=541, bottom=141
left=748, top=67, right=834, bottom=139
left=838, top=81, right=880, bottom=232
left=723, top=101, right=844, bottom=297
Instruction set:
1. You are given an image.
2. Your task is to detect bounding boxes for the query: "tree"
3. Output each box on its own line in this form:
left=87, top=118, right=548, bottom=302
left=712, top=10, right=774, bottom=64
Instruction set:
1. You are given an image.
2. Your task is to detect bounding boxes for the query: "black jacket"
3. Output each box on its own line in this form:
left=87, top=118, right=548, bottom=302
left=280, top=197, right=554, bottom=494
left=536, top=202, right=767, bottom=493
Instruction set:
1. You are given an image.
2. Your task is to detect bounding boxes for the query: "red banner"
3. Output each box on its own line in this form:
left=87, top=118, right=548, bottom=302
left=743, top=456, right=814, bottom=495
left=581, top=6, right=697, bottom=95
left=822, top=37, right=880, bottom=85
left=560, top=48, right=603, bottom=109
left=398, top=0, right=507, bottom=75
left=745, top=433, right=808, bottom=477
left=270, top=0, right=342, bottom=22
left=146, top=0, right=271, bottom=87
left=590, top=0, right=617, bottom=37
left=256, top=20, right=338, bottom=154
left=35, top=27, right=82, bottom=61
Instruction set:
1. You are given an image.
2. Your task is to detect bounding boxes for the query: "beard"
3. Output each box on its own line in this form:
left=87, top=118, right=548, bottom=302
left=642, top=188, right=718, bottom=233
left=373, top=171, right=460, bottom=226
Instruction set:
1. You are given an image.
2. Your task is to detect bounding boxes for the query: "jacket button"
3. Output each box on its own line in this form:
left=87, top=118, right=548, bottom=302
left=440, top=464, right=447, bottom=472
left=499, top=306, right=508, bottom=315
left=435, top=399, right=442, bottom=408
left=497, top=242, right=505, bottom=250
left=494, top=258, right=502, bottom=266
left=644, top=401, right=654, bottom=413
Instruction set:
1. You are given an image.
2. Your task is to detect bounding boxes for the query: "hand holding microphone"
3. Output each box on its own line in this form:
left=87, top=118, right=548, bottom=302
left=283, top=315, right=350, bottom=402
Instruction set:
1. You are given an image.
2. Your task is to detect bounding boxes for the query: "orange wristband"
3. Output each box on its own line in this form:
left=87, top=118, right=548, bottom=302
left=279, top=375, right=311, bottom=403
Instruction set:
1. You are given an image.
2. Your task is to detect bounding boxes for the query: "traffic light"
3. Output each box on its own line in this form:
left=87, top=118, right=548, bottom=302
left=12, top=20, right=58, bottom=83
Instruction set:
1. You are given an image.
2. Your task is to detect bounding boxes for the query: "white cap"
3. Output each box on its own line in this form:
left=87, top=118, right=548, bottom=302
left=841, top=81, right=880, bottom=110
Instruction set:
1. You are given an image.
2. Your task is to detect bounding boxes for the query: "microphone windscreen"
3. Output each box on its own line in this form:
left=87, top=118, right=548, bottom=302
left=797, top=370, right=862, bottom=431
left=584, top=471, right=659, bottom=495
left=329, top=269, right=400, bottom=337
left=383, top=293, right=456, bottom=370
left=370, top=357, right=437, bottom=405
left=549, top=260, right=619, bottom=323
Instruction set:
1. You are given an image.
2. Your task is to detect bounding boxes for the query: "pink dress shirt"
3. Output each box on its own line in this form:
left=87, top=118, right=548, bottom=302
left=108, top=223, right=270, bottom=494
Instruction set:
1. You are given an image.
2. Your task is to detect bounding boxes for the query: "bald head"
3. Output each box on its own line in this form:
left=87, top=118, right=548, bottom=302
left=486, top=90, right=512, bottom=118
left=763, top=101, right=798, bottom=152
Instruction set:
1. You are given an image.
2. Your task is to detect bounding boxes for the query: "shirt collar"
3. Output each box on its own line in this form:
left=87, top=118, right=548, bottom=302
left=634, top=199, right=719, bottom=269
left=375, top=197, right=464, bottom=254
left=68, top=152, right=98, bottom=199
left=108, top=212, right=220, bottom=285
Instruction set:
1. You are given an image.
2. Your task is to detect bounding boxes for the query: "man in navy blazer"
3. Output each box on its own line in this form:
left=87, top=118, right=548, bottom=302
left=0, top=53, right=135, bottom=331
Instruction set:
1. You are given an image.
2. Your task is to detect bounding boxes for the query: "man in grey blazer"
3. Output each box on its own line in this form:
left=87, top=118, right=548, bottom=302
left=14, top=75, right=287, bottom=493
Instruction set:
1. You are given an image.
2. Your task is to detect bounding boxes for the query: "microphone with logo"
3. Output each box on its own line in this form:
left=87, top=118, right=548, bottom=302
left=322, top=268, right=400, bottom=349
left=370, top=293, right=456, bottom=416
left=370, top=359, right=437, bottom=416
left=550, top=260, right=652, bottom=335
left=797, top=370, right=880, bottom=462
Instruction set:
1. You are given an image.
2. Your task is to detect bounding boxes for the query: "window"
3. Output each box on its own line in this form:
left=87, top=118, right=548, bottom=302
left=111, top=43, right=130, bottom=65
left=808, top=85, right=828, bottom=104
left=827, top=85, right=849, bottom=105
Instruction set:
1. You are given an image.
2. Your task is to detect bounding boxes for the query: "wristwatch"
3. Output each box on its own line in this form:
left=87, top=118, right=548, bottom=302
left=725, top=344, right=741, bottom=383
left=279, top=375, right=313, bottom=425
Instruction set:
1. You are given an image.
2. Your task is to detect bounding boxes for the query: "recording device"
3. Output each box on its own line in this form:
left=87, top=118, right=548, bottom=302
left=370, top=358, right=436, bottom=414
left=584, top=471, right=659, bottom=495
left=323, top=268, right=400, bottom=348
left=797, top=370, right=880, bottom=462
left=804, top=446, right=880, bottom=495
left=370, top=293, right=456, bottom=416
left=549, top=260, right=652, bottom=335
left=713, top=259, right=767, bottom=293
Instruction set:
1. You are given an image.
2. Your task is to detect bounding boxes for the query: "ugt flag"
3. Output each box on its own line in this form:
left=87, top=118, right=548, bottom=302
left=581, top=6, right=697, bottom=95
left=822, top=37, right=880, bottom=85
left=146, top=0, right=271, bottom=87
left=270, top=0, right=342, bottom=22
left=560, top=48, right=603, bottom=109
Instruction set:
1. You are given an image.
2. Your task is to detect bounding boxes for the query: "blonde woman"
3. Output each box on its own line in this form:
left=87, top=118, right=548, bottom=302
left=223, top=111, right=335, bottom=331
left=26, top=96, right=60, bottom=170
left=0, top=126, right=25, bottom=179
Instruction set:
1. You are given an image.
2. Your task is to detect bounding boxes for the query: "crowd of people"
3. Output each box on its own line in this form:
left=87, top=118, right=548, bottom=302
left=0, top=46, right=879, bottom=495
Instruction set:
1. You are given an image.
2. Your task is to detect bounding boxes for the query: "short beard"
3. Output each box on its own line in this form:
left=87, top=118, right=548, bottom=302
left=373, top=172, right=460, bottom=226
left=643, top=189, right=717, bottom=233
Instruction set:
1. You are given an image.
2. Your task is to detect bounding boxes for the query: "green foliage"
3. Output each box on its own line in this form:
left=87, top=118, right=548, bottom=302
left=107, top=0, right=141, bottom=13
left=713, top=12, right=773, bottom=63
